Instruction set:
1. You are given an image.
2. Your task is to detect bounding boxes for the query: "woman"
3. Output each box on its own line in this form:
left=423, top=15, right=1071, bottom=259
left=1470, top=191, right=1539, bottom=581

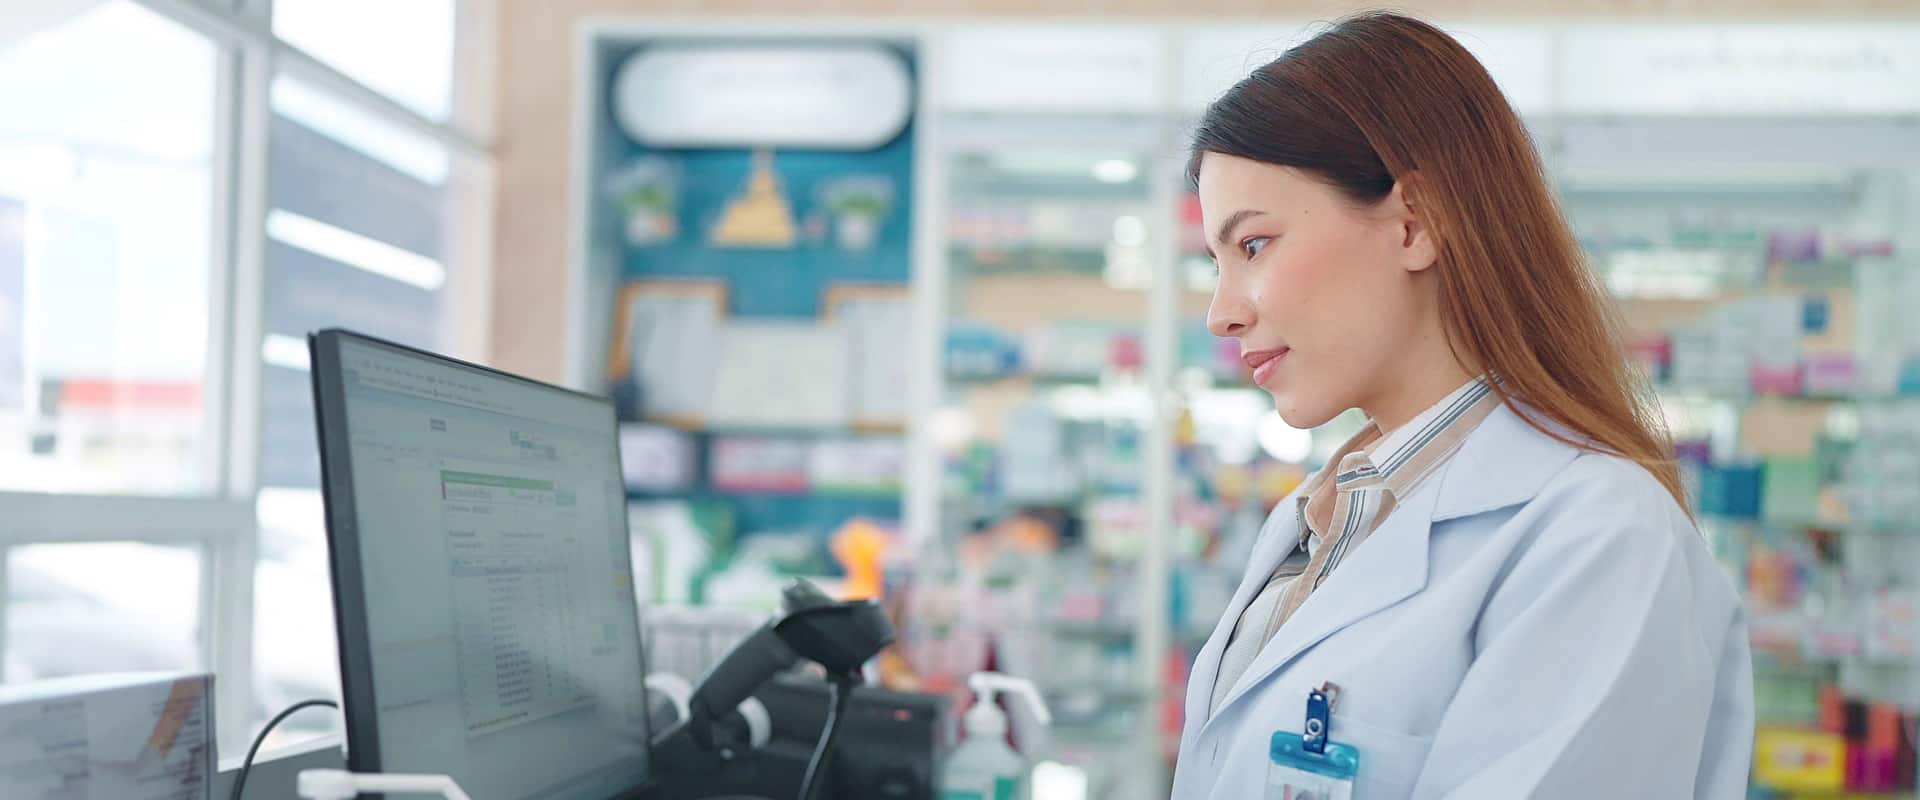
left=1172, top=13, right=1752, bottom=800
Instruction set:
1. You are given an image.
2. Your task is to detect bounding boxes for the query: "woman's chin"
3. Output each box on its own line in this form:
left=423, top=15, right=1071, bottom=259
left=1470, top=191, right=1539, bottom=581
left=1270, top=396, right=1340, bottom=430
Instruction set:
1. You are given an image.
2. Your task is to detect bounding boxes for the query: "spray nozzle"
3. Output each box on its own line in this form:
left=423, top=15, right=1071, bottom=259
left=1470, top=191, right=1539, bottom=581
left=964, top=672, right=1052, bottom=737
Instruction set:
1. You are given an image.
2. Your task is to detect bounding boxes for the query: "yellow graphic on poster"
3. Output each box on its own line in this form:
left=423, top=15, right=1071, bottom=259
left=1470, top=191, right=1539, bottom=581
left=711, top=148, right=796, bottom=248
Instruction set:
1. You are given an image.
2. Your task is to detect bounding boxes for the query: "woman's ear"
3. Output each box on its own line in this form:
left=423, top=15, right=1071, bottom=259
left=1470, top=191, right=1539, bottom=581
left=1388, top=179, right=1438, bottom=273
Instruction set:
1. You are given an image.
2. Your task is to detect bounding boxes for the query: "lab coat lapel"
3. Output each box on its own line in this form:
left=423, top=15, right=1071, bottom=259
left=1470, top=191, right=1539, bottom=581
left=1171, top=405, right=1598, bottom=800
left=1184, top=500, right=1305, bottom=742
left=1202, top=478, right=1440, bottom=727
left=1197, top=402, right=1583, bottom=730
left=1429, top=402, right=1581, bottom=523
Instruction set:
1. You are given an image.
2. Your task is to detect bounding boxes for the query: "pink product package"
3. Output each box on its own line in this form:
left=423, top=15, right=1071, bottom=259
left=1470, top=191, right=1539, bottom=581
left=1751, top=362, right=1804, bottom=396
left=1803, top=354, right=1859, bottom=396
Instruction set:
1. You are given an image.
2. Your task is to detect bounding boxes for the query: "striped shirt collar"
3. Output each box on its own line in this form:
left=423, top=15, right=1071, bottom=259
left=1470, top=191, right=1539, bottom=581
left=1300, top=377, right=1498, bottom=537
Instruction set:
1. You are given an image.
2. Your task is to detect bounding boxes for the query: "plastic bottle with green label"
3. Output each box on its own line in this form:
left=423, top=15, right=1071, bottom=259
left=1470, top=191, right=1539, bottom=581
left=939, top=672, right=1051, bottom=800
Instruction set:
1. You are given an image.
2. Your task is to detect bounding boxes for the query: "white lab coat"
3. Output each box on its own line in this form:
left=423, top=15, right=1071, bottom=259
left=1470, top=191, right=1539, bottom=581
left=1171, top=403, right=1753, bottom=799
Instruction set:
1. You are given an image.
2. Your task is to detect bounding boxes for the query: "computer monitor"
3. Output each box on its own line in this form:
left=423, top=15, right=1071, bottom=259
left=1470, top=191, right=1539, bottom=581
left=309, top=329, right=653, bottom=799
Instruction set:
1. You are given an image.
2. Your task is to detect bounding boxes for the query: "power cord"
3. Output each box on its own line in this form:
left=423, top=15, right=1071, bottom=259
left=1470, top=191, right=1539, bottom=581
left=796, top=674, right=857, bottom=800
left=230, top=699, right=339, bottom=800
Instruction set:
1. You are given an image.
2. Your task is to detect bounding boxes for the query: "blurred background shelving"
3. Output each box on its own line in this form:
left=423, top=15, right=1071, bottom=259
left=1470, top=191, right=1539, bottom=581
left=563, top=26, right=1920, bottom=800
left=5, top=6, right=1920, bottom=798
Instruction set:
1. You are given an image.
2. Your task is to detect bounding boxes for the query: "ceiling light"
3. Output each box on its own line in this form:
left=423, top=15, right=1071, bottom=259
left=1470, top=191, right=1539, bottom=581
left=1091, top=159, right=1137, bottom=184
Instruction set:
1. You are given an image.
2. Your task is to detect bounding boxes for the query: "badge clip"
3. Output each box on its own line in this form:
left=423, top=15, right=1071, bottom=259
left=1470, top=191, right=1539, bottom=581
left=1303, top=681, right=1340, bottom=755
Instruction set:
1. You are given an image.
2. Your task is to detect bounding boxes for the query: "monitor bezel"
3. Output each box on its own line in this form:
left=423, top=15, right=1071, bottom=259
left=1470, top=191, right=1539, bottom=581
left=307, top=328, right=654, bottom=793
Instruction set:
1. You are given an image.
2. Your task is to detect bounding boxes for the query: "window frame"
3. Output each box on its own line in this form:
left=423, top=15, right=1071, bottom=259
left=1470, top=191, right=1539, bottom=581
left=0, top=0, right=497, bottom=762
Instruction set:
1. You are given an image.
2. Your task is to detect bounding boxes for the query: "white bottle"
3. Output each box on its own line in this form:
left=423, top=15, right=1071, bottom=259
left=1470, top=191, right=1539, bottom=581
left=939, top=672, right=1052, bottom=800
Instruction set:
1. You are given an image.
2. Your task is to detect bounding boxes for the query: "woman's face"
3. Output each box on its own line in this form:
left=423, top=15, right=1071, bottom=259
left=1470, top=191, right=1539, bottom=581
left=1198, top=152, right=1438, bottom=429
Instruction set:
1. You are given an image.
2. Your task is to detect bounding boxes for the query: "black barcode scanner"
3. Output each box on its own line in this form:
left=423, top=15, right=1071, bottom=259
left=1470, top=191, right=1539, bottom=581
left=652, top=579, right=895, bottom=800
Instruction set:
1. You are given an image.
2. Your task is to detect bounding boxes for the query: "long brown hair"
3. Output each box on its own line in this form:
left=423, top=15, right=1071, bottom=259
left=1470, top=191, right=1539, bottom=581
left=1188, top=11, right=1686, bottom=509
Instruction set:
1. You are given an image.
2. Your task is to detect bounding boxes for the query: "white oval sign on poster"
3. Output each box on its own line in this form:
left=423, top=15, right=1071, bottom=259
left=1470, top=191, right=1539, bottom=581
left=612, top=44, right=913, bottom=150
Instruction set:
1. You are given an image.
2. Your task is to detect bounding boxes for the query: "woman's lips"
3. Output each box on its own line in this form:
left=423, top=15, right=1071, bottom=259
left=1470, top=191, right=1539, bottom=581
left=1243, top=348, right=1289, bottom=385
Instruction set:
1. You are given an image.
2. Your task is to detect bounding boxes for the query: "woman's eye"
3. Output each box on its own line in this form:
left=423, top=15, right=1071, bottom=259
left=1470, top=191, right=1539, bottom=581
left=1241, top=237, right=1271, bottom=259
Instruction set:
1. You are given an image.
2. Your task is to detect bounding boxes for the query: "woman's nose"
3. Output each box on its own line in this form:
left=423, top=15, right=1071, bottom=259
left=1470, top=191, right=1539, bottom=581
left=1207, top=297, right=1251, bottom=338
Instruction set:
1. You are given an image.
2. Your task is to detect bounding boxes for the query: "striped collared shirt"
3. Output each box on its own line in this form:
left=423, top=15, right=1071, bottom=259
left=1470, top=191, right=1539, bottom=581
left=1210, top=377, right=1500, bottom=716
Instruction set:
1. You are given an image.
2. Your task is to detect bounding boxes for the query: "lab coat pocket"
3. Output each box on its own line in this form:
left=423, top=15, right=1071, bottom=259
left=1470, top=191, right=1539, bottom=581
left=1329, top=713, right=1433, bottom=799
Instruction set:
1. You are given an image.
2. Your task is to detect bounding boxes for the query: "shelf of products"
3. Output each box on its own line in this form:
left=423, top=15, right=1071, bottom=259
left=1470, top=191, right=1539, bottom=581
left=885, top=142, right=1178, bottom=794
left=1565, top=164, right=1919, bottom=797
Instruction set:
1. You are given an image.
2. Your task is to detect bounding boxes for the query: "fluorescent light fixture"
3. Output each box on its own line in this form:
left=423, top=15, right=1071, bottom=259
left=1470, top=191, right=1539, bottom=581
left=928, top=406, right=975, bottom=451
left=266, top=209, right=446, bottom=291
left=1033, top=761, right=1089, bottom=800
left=1046, top=384, right=1152, bottom=423
left=271, top=76, right=449, bottom=185
left=1188, top=387, right=1271, bottom=466
left=1558, top=164, right=1856, bottom=193
left=257, top=486, right=324, bottom=529
left=261, top=333, right=311, bottom=372
left=1091, top=158, right=1138, bottom=184
left=1258, top=411, right=1313, bottom=463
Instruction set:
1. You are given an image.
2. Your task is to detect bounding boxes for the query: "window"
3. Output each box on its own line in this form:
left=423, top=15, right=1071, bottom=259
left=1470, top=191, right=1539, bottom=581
left=0, top=2, right=220, bottom=496
left=252, top=75, right=460, bottom=744
left=253, top=487, right=339, bottom=745
left=0, top=0, right=231, bottom=743
left=273, top=0, right=457, bottom=120
left=5, top=542, right=203, bottom=681
left=250, top=0, right=476, bottom=748
left=0, top=0, right=491, bottom=763
left=259, top=75, right=453, bottom=487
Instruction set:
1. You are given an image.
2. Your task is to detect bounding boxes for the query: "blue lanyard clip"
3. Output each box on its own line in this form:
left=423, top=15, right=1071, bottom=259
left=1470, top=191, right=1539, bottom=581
left=1303, top=681, right=1340, bottom=755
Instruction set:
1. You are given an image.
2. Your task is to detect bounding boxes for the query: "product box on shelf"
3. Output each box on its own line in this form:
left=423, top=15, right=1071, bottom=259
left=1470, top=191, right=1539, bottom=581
left=1803, top=354, right=1859, bottom=396
left=1699, top=461, right=1764, bottom=520
left=1627, top=335, right=1672, bottom=383
left=1866, top=587, right=1918, bottom=665
left=1761, top=457, right=1821, bottom=523
left=1755, top=727, right=1848, bottom=793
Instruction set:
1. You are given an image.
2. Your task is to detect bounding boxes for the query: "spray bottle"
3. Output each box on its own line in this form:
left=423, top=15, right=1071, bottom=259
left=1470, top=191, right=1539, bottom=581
left=939, top=672, right=1051, bottom=800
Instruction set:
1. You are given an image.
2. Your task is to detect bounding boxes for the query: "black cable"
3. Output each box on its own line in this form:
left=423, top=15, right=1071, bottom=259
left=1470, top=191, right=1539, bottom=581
left=229, top=698, right=339, bottom=800
left=797, top=675, right=857, bottom=800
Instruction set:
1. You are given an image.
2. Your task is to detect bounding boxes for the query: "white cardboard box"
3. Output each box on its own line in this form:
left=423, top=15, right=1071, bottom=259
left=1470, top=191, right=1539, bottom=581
left=0, top=672, right=214, bottom=800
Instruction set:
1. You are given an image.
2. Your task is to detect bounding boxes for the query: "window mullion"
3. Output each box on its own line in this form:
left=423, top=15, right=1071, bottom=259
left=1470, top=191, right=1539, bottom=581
left=132, top=0, right=487, bottom=157
left=208, top=526, right=259, bottom=756
left=271, top=42, right=488, bottom=159
left=211, top=18, right=276, bottom=759
left=0, top=494, right=250, bottom=544
left=204, top=21, right=243, bottom=501
left=0, top=547, right=10, bottom=680
left=224, top=23, right=273, bottom=500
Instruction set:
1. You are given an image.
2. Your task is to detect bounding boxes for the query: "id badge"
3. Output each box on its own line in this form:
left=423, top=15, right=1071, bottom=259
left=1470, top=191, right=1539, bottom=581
left=1267, top=682, right=1358, bottom=800
left=1267, top=733, right=1358, bottom=800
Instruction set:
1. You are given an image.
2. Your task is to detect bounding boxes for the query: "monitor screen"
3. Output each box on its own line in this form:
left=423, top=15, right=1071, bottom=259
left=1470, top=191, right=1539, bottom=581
left=312, top=331, right=650, bottom=799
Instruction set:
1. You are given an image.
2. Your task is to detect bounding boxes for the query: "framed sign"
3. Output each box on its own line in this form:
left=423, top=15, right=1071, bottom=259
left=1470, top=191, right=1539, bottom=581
left=618, top=422, right=697, bottom=492
left=710, top=436, right=812, bottom=492
left=607, top=279, right=728, bottom=424
left=824, top=283, right=912, bottom=428
left=941, top=26, right=1165, bottom=114
left=1562, top=25, right=1920, bottom=115
left=707, top=320, right=852, bottom=429
left=613, top=44, right=913, bottom=149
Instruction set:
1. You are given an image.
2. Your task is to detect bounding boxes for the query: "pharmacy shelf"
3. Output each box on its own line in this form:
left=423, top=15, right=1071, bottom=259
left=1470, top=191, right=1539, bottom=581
left=1654, top=386, right=1920, bottom=405
left=945, top=372, right=1108, bottom=388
